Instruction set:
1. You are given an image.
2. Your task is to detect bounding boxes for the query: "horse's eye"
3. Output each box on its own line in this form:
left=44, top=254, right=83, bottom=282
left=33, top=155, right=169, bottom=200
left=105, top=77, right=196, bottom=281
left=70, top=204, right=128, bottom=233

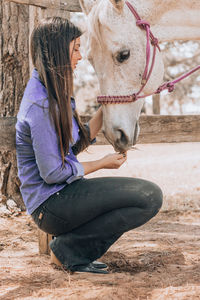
left=116, top=50, right=130, bottom=63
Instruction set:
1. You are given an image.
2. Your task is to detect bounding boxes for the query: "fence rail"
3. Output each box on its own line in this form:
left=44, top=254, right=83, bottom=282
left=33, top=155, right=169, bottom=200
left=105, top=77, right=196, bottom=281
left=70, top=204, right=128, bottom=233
left=5, top=0, right=82, bottom=11
left=1, top=115, right=200, bottom=151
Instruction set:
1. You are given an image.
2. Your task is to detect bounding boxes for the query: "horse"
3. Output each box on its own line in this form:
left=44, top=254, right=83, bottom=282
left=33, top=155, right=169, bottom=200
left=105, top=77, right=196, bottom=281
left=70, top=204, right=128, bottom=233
left=79, top=0, right=200, bottom=152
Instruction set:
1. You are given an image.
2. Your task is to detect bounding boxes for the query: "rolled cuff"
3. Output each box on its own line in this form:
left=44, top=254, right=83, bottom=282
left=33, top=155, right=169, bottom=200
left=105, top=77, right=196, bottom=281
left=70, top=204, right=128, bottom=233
left=66, top=161, right=84, bottom=184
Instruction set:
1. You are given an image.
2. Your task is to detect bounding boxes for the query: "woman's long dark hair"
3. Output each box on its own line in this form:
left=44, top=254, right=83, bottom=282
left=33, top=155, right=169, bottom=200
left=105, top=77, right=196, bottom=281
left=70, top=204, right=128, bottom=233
left=30, top=17, right=90, bottom=164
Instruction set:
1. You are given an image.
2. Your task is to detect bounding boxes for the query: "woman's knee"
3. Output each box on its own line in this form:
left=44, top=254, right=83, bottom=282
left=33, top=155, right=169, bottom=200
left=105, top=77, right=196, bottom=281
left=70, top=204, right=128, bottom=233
left=142, top=180, right=163, bottom=214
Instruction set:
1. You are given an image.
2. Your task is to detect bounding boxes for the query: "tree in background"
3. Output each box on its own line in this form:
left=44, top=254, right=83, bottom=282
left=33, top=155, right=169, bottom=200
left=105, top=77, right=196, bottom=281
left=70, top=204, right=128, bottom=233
left=0, top=1, right=69, bottom=210
left=0, top=1, right=29, bottom=209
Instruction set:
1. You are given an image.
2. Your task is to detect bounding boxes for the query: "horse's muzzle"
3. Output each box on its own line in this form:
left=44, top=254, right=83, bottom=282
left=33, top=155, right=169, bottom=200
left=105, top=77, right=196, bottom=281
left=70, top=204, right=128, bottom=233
left=111, top=121, right=139, bottom=153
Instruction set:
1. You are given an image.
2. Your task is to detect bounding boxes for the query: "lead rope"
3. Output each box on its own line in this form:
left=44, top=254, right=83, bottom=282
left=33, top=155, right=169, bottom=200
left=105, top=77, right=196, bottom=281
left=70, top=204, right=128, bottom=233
left=156, top=65, right=200, bottom=94
left=97, top=1, right=200, bottom=104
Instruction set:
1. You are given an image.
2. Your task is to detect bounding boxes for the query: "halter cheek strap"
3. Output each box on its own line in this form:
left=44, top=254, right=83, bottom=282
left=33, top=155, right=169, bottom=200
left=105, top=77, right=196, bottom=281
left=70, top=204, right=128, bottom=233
left=97, top=1, right=200, bottom=105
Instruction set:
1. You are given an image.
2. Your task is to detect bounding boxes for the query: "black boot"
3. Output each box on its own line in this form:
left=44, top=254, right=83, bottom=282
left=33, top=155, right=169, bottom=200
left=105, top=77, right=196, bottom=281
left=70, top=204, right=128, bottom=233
left=92, top=261, right=107, bottom=269
left=71, top=263, right=109, bottom=274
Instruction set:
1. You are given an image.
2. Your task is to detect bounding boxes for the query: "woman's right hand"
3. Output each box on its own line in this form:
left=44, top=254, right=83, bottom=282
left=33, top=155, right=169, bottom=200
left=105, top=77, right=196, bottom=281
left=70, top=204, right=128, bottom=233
left=100, top=153, right=127, bottom=169
left=81, top=152, right=127, bottom=175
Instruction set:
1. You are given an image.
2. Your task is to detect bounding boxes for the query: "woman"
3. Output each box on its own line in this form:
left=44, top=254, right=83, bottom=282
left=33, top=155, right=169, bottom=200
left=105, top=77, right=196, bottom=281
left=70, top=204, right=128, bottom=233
left=16, top=17, right=163, bottom=274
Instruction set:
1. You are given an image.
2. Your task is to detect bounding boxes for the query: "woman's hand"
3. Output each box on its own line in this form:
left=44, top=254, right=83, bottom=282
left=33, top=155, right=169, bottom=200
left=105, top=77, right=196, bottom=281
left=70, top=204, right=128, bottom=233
left=81, top=152, right=127, bottom=175
left=99, top=152, right=127, bottom=169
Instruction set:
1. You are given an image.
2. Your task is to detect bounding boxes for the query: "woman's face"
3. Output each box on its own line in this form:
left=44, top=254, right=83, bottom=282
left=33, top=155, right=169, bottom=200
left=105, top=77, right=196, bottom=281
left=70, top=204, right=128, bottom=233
left=70, top=37, right=82, bottom=70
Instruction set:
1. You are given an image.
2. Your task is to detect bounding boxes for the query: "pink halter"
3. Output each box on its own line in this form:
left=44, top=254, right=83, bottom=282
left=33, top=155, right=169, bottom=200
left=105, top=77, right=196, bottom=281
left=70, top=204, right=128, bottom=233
left=97, top=1, right=200, bottom=104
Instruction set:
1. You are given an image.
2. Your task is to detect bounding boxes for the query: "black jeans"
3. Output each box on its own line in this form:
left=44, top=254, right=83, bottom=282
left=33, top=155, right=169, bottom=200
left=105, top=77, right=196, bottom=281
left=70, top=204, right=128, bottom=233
left=31, top=177, right=163, bottom=270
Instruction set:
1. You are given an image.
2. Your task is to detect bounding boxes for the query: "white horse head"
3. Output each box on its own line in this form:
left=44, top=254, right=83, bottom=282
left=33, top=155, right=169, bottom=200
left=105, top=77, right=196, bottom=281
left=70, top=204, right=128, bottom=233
left=80, top=0, right=164, bottom=152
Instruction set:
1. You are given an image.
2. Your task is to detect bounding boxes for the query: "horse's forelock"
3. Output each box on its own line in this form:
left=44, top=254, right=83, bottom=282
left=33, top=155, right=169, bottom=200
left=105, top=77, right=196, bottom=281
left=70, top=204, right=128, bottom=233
left=87, top=0, right=111, bottom=46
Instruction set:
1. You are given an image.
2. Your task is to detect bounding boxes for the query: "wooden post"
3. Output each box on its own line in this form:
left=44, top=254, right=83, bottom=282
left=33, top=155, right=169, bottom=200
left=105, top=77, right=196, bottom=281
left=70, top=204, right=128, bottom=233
left=153, top=94, right=161, bottom=115
left=38, top=230, right=53, bottom=254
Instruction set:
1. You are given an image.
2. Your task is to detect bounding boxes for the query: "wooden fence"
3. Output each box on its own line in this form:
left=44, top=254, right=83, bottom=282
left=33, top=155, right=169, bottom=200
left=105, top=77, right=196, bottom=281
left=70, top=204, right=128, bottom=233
left=5, top=0, right=82, bottom=11
left=1, top=115, right=200, bottom=152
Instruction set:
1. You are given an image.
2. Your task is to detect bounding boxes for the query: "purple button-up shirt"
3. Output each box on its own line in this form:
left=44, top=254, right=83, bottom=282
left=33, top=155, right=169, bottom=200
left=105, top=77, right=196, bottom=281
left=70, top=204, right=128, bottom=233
left=16, top=69, right=86, bottom=214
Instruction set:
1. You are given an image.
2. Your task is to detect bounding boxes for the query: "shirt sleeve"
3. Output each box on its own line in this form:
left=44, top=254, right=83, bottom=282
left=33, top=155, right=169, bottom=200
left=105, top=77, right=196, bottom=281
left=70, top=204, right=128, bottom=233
left=26, top=105, right=84, bottom=185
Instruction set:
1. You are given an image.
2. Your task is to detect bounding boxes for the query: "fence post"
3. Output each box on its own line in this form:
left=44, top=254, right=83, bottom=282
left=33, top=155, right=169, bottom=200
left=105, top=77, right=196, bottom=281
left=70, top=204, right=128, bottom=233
left=153, top=94, right=161, bottom=114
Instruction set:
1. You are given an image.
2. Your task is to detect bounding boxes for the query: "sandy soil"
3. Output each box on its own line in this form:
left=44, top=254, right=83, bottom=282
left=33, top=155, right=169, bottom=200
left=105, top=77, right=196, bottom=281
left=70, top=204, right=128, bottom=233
left=1, top=143, right=200, bottom=300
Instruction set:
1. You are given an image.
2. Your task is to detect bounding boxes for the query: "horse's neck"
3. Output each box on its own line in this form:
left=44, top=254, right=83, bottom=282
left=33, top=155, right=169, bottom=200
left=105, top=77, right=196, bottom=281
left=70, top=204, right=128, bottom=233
left=132, top=0, right=200, bottom=41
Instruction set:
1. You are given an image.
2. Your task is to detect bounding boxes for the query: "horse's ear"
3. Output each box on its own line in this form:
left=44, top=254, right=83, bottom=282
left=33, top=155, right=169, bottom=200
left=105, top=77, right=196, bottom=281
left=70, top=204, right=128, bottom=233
left=79, top=0, right=97, bottom=15
left=109, top=0, right=124, bottom=12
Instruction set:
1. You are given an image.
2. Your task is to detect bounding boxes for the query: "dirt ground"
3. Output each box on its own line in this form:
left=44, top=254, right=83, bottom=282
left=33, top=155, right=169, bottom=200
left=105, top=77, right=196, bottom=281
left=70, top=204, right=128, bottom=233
left=1, top=143, right=200, bottom=300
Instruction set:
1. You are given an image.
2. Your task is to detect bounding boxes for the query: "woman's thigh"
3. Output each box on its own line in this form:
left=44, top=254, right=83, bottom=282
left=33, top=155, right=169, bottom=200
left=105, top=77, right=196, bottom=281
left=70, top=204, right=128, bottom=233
left=40, top=177, right=162, bottom=233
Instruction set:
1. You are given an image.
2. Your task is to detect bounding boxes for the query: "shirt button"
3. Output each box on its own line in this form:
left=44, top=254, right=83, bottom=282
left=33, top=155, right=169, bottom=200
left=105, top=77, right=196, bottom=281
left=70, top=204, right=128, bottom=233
left=56, top=192, right=59, bottom=196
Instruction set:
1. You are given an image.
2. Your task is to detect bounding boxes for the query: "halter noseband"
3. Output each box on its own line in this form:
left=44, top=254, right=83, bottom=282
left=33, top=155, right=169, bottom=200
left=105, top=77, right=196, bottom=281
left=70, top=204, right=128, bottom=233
left=97, top=1, right=200, bottom=105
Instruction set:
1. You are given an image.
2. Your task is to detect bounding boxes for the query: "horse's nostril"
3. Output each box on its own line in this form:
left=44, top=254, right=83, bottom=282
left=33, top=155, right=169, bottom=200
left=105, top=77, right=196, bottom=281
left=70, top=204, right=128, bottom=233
left=112, top=124, right=139, bottom=152
left=114, top=129, right=129, bottom=151
left=117, top=129, right=128, bottom=145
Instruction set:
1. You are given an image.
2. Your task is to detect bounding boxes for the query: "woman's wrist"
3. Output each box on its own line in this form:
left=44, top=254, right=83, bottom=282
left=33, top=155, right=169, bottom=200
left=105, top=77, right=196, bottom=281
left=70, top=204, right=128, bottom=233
left=81, top=159, right=104, bottom=175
